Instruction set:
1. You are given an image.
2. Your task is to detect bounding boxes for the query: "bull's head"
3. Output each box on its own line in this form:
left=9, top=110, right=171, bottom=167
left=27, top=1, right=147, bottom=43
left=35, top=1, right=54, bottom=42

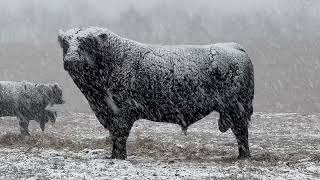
left=58, top=28, right=114, bottom=72
left=50, top=83, right=65, bottom=105
left=58, top=29, right=90, bottom=72
left=58, top=28, right=119, bottom=97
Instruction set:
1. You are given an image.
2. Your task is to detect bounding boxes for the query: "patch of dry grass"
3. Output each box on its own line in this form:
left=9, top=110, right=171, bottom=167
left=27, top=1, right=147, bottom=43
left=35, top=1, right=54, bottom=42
left=0, top=133, right=112, bottom=152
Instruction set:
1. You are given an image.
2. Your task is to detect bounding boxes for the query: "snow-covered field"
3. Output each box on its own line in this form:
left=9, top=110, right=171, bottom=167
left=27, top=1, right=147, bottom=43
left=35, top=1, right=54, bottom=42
left=0, top=112, right=319, bottom=179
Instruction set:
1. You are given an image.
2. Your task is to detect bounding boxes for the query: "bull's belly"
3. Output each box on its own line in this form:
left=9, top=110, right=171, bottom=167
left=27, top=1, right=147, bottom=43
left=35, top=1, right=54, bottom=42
left=141, top=110, right=213, bottom=126
left=137, top=99, right=217, bottom=127
left=0, top=102, right=41, bottom=119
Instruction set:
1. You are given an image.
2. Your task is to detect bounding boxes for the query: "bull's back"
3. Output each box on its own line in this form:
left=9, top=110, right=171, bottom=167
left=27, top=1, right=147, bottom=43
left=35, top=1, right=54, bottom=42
left=138, top=43, right=251, bottom=99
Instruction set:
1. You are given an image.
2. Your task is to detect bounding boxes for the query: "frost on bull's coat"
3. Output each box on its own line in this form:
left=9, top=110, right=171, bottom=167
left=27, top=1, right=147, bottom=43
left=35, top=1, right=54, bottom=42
left=58, top=27, right=254, bottom=159
left=0, top=81, right=65, bottom=135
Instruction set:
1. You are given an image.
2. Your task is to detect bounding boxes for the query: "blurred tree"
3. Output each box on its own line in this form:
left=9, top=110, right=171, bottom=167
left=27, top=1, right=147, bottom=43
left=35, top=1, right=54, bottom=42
left=115, top=5, right=152, bottom=42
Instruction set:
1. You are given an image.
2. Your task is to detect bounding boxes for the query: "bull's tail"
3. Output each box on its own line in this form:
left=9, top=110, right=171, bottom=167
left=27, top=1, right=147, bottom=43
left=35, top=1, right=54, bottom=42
left=237, top=48, right=254, bottom=119
left=246, top=56, right=255, bottom=118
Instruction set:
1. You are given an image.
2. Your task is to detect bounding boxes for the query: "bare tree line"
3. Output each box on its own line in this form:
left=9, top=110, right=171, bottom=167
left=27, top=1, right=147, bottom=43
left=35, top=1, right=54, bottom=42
left=0, top=0, right=319, bottom=112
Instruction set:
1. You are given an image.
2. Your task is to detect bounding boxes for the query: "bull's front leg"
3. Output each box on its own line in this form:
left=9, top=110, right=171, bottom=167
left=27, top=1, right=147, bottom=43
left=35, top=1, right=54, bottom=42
left=231, top=115, right=251, bottom=159
left=37, top=110, right=56, bottom=132
left=108, top=117, right=133, bottom=160
left=17, top=115, right=30, bottom=136
left=111, top=136, right=128, bottom=159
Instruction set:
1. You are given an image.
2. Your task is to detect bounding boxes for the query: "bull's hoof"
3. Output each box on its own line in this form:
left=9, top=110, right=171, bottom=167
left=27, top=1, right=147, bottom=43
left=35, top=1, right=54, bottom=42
left=237, top=153, right=251, bottom=160
left=111, top=149, right=127, bottom=160
left=103, top=156, right=113, bottom=159
left=111, top=153, right=127, bottom=160
left=21, top=132, right=31, bottom=136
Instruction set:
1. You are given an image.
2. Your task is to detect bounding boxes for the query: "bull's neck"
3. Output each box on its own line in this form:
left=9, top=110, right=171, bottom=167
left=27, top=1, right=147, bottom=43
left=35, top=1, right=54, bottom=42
left=102, top=33, right=144, bottom=61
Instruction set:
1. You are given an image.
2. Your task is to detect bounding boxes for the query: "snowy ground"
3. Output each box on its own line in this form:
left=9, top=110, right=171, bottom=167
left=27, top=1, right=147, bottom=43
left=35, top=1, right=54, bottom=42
left=0, top=112, right=319, bottom=179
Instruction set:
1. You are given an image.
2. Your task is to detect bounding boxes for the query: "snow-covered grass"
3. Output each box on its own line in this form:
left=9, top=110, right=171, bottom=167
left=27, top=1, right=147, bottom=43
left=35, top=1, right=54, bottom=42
left=0, top=112, right=319, bottom=179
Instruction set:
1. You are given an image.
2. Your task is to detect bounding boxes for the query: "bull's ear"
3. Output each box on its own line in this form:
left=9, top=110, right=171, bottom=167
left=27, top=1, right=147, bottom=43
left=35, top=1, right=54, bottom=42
left=53, top=83, right=61, bottom=91
left=58, top=30, right=67, bottom=48
left=51, top=83, right=57, bottom=92
left=58, top=30, right=64, bottom=41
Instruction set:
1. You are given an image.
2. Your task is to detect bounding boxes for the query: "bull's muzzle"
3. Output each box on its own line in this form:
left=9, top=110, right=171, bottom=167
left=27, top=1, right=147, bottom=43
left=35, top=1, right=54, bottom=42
left=63, top=57, right=87, bottom=72
left=63, top=59, right=76, bottom=71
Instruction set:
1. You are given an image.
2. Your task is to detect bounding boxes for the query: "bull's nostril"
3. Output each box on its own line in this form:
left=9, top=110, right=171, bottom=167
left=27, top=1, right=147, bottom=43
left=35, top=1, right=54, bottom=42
left=64, top=60, right=78, bottom=71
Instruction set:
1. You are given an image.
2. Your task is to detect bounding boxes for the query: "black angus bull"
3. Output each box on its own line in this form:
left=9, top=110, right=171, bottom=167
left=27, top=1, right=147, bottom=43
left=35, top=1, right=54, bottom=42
left=58, top=27, right=254, bottom=159
left=0, top=81, right=65, bottom=135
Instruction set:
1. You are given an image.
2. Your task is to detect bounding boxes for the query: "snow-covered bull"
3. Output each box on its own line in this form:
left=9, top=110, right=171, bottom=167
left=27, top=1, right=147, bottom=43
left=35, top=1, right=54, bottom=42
left=0, top=81, right=65, bottom=135
left=58, top=27, right=254, bottom=159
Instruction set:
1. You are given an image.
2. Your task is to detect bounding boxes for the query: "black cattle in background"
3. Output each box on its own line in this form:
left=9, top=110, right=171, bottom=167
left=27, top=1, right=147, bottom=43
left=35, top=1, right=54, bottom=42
left=0, top=81, right=65, bottom=135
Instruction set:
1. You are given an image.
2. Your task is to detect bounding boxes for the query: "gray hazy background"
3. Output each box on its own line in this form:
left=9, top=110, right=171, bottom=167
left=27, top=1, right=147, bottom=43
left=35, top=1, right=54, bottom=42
left=0, top=0, right=319, bottom=112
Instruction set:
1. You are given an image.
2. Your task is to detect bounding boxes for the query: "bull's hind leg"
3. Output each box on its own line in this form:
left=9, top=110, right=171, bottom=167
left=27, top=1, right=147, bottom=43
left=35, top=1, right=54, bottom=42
left=230, top=113, right=251, bottom=159
left=18, top=115, right=30, bottom=136
left=108, top=117, right=133, bottom=160
left=39, top=119, right=46, bottom=132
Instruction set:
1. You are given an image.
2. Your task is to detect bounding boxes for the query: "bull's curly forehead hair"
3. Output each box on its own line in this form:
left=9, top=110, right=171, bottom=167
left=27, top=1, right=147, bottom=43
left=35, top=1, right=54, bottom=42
left=58, top=27, right=129, bottom=61
left=58, top=27, right=120, bottom=46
